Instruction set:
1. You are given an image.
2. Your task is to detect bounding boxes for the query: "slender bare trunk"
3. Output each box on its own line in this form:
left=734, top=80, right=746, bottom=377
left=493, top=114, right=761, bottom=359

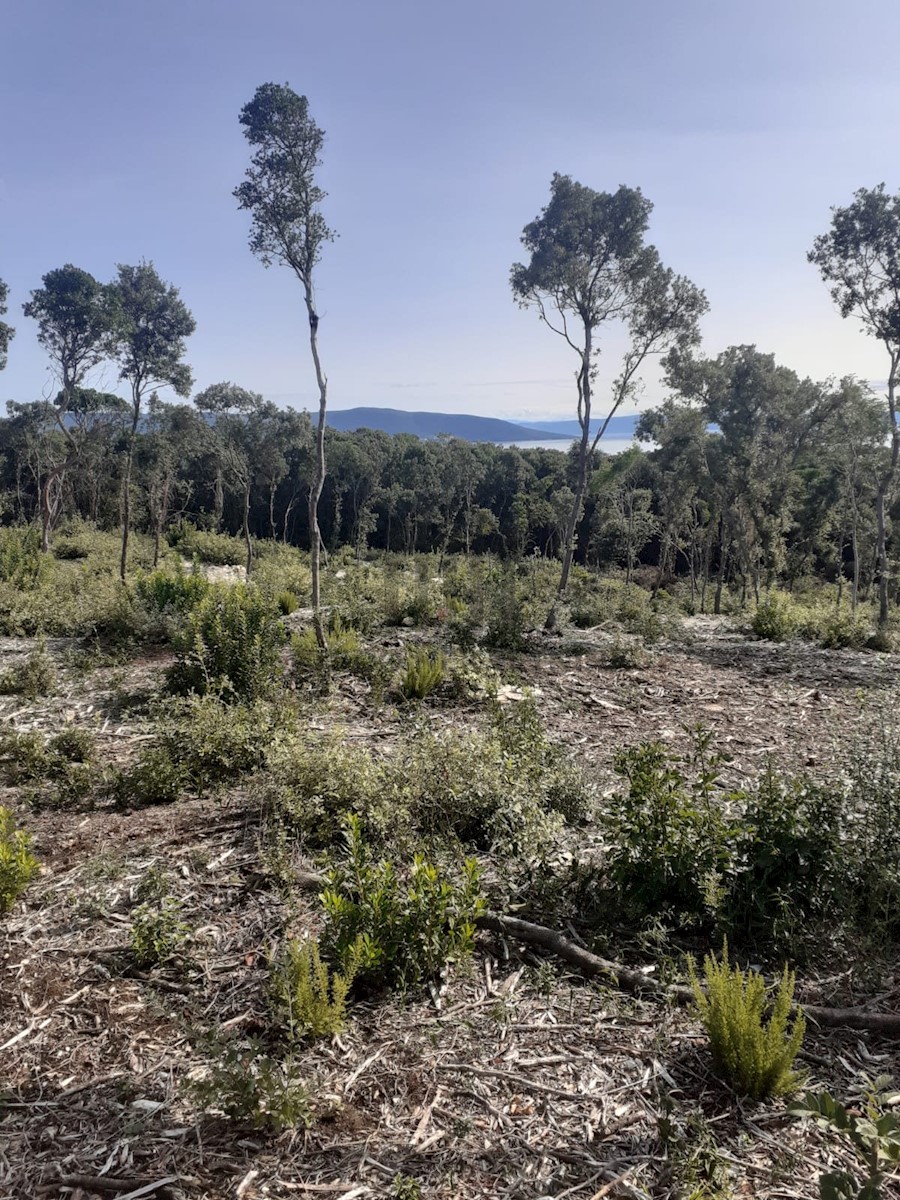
left=120, top=396, right=140, bottom=583
left=559, top=333, right=592, bottom=596
left=243, top=480, right=252, bottom=576
left=305, top=288, right=328, bottom=648
left=876, top=360, right=900, bottom=627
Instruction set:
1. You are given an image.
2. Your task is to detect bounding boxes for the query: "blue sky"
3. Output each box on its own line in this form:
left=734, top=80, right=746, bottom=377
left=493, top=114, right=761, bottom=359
left=2, top=0, right=899, bottom=420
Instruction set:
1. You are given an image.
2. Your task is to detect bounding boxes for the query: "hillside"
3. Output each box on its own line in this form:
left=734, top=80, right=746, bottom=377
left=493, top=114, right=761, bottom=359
left=326, top=406, right=570, bottom=442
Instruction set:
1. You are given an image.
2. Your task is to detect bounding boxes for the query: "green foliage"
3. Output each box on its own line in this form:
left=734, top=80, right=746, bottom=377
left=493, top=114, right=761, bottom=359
left=689, top=944, right=805, bottom=1100
left=0, top=643, right=55, bottom=698
left=605, top=731, right=739, bottom=930
left=0, top=807, right=40, bottom=915
left=751, top=591, right=798, bottom=641
left=399, top=646, right=445, bottom=700
left=320, top=815, right=485, bottom=993
left=291, top=614, right=361, bottom=682
left=167, top=583, right=286, bottom=700
left=725, top=772, right=844, bottom=953
left=265, top=697, right=589, bottom=854
left=792, top=1078, right=900, bottom=1200
left=0, top=527, right=49, bottom=590
left=48, top=727, right=96, bottom=764
left=657, top=1098, right=734, bottom=1200
left=135, top=564, right=210, bottom=614
left=115, top=746, right=187, bottom=807
left=276, top=589, right=298, bottom=615
left=168, top=523, right=247, bottom=565
left=262, top=729, right=380, bottom=847
left=130, top=887, right=189, bottom=968
left=390, top=1177, right=423, bottom=1200
left=271, top=937, right=354, bottom=1039
left=189, top=1040, right=315, bottom=1132
left=119, top=695, right=289, bottom=805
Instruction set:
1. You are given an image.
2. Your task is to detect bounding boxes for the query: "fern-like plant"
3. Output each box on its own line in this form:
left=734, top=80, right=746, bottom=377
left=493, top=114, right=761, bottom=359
left=271, top=937, right=354, bottom=1038
left=689, top=943, right=805, bottom=1100
left=399, top=646, right=445, bottom=701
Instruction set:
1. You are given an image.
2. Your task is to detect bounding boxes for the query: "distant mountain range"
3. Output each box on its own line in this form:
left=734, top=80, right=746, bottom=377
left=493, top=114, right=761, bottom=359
left=326, top=407, right=640, bottom=443
left=515, top=415, right=640, bottom=439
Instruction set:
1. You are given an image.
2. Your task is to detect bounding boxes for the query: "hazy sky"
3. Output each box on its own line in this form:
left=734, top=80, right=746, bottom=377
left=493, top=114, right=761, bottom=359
left=2, top=0, right=899, bottom=420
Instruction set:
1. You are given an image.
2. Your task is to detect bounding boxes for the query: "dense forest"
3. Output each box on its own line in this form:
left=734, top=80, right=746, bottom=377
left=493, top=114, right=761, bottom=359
left=0, top=346, right=892, bottom=615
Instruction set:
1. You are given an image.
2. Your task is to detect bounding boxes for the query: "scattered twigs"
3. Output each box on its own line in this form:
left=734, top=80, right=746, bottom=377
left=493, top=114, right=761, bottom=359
left=480, top=913, right=900, bottom=1036
left=57, top=1175, right=179, bottom=1200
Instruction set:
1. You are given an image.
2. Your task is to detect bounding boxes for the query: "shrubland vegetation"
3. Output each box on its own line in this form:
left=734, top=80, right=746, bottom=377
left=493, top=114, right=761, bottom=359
left=3, top=84, right=900, bottom=1200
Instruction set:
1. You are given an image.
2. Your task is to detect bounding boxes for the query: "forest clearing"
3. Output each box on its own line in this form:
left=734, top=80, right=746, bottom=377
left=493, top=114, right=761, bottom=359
left=1, top=532, right=900, bottom=1199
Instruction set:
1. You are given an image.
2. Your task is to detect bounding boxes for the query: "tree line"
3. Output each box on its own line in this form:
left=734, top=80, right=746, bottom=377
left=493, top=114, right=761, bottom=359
left=1, top=83, right=899, bottom=619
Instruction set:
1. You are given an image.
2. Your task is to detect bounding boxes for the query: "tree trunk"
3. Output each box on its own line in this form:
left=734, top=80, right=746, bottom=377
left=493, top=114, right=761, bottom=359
left=558, top=334, right=592, bottom=596
left=119, top=399, right=140, bottom=583
left=305, top=289, right=328, bottom=648
left=876, top=361, right=900, bottom=627
left=243, top=479, right=252, bottom=577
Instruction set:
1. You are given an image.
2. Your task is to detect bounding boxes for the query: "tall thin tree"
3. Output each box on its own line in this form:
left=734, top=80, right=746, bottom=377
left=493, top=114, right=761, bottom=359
left=108, top=261, right=195, bottom=581
left=511, top=174, right=706, bottom=596
left=809, top=184, right=900, bottom=627
left=23, top=265, right=117, bottom=550
left=235, top=82, right=335, bottom=646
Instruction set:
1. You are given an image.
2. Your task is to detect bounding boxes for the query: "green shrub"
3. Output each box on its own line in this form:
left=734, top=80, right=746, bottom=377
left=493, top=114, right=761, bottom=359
left=604, top=733, right=739, bottom=931
left=0, top=527, right=49, bottom=590
left=130, top=891, right=189, bottom=967
left=276, top=590, right=299, bottom=615
left=292, top=615, right=359, bottom=673
left=48, top=727, right=96, bottom=764
left=262, top=729, right=382, bottom=847
left=0, top=643, right=56, bottom=698
left=0, top=731, right=52, bottom=784
left=0, top=807, right=40, bottom=915
left=135, top=564, right=209, bottom=614
left=167, top=523, right=246, bottom=565
left=115, top=746, right=188, bottom=807
left=0, top=727, right=99, bottom=809
left=689, top=944, right=805, bottom=1100
left=725, top=772, right=844, bottom=954
left=189, top=1040, right=315, bottom=1132
left=399, top=646, right=445, bottom=700
left=167, top=584, right=286, bottom=700
left=321, top=815, right=485, bottom=993
left=751, top=592, right=798, bottom=641
left=266, top=699, right=589, bottom=854
left=271, top=937, right=354, bottom=1039
left=792, top=1080, right=900, bottom=1200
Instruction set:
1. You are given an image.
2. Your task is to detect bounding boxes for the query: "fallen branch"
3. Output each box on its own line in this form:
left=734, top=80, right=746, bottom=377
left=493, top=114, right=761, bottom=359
left=479, top=913, right=900, bottom=1036
left=57, top=1175, right=179, bottom=1200
left=289, top=867, right=900, bottom=1036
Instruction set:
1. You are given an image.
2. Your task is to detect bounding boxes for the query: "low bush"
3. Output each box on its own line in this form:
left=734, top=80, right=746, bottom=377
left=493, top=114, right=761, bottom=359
left=792, top=1080, right=900, bottom=1200
left=135, top=564, right=210, bottom=614
left=751, top=591, right=798, bottom=641
left=0, top=807, right=40, bottom=915
left=0, top=526, right=49, bottom=590
left=167, top=523, right=246, bottom=566
left=398, top=646, right=445, bottom=701
left=167, top=584, right=286, bottom=701
left=603, top=732, right=739, bottom=932
left=689, top=944, right=805, bottom=1100
left=189, top=1041, right=315, bottom=1132
left=276, top=590, right=298, bottom=615
left=265, top=697, right=590, bottom=854
left=320, top=815, right=485, bottom=993
left=130, top=886, right=189, bottom=968
left=0, top=643, right=56, bottom=698
left=725, top=772, right=845, bottom=954
left=0, top=728, right=100, bottom=808
left=271, top=937, right=354, bottom=1039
